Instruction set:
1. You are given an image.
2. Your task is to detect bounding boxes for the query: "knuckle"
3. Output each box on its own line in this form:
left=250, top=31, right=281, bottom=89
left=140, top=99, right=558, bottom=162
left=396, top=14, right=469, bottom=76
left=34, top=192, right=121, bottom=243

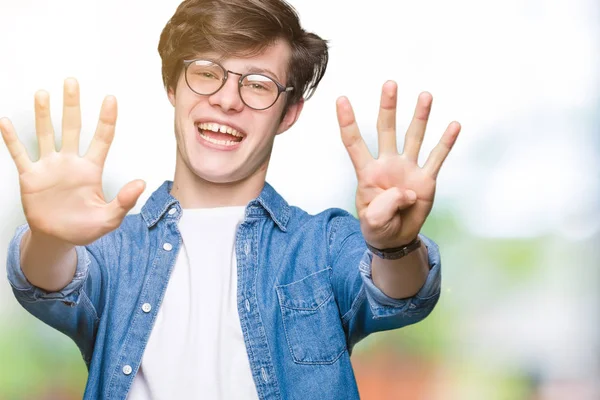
left=363, top=209, right=385, bottom=230
left=342, top=132, right=360, bottom=148
left=390, top=187, right=404, bottom=201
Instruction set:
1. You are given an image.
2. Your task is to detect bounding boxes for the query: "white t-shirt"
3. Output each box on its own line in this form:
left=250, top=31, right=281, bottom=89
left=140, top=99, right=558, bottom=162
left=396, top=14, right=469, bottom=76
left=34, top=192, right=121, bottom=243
left=128, top=206, right=259, bottom=400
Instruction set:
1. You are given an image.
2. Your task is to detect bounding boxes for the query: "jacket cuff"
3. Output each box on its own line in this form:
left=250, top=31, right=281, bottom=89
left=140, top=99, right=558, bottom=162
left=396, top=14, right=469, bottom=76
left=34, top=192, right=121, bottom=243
left=358, top=234, right=441, bottom=318
left=6, top=224, right=90, bottom=305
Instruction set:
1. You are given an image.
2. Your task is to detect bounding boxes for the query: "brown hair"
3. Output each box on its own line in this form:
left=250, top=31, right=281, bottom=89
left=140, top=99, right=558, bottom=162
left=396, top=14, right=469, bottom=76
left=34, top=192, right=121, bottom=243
left=158, top=0, right=328, bottom=110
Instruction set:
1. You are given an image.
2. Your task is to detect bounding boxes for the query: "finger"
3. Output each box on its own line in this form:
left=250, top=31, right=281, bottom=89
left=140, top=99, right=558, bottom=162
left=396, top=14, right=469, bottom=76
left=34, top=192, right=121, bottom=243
left=107, top=179, right=146, bottom=222
left=376, top=81, right=398, bottom=157
left=61, top=78, right=81, bottom=154
left=423, top=121, right=461, bottom=179
left=34, top=90, right=56, bottom=158
left=336, top=96, right=373, bottom=172
left=402, top=92, right=432, bottom=163
left=363, top=187, right=417, bottom=230
left=85, top=96, right=117, bottom=168
left=0, top=118, right=33, bottom=174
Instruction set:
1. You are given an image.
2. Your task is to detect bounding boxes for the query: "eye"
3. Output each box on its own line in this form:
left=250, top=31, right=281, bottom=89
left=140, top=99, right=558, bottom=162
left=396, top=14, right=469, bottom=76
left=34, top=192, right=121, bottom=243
left=243, top=74, right=277, bottom=93
left=248, top=83, right=267, bottom=91
left=197, top=71, right=218, bottom=79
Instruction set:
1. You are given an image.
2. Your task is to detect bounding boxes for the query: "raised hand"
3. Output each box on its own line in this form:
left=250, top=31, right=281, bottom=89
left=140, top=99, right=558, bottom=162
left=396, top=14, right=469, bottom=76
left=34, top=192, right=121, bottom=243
left=0, top=78, right=145, bottom=246
left=337, top=81, right=460, bottom=250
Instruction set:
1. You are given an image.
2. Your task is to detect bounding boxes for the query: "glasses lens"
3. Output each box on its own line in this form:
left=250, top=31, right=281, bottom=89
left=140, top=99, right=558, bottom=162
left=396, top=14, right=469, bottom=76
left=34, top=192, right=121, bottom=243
left=186, top=60, right=225, bottom=95
left=240, top=74, right=279, bottom=110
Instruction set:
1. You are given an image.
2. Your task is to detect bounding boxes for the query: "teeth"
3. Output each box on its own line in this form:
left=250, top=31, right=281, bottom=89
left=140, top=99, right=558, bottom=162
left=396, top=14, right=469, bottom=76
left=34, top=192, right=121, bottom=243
left=199, top=132, right=238, bottom=146
left=198, top=122, right=243, bottom=138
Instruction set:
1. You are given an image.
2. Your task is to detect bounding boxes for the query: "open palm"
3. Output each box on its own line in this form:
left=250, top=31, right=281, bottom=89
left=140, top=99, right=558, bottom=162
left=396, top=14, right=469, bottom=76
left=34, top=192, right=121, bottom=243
left=336, top=81, right=460, bottom=249
left=0, top=79, right=145, bottom=245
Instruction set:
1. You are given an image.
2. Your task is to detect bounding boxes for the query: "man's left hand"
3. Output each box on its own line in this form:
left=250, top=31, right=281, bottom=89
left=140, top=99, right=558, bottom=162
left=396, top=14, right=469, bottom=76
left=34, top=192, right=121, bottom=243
left=336, top=81, right=461, bottom=250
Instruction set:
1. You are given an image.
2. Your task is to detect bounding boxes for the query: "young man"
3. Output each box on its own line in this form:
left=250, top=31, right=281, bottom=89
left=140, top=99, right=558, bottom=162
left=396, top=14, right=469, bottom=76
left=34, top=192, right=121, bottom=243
left=2, top=0, right=460, bottom=399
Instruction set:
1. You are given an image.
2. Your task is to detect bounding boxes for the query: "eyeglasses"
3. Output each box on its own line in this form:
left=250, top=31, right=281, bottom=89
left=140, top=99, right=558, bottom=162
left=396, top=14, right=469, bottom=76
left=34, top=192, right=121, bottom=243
left=183, top=59, right=294, bottom=111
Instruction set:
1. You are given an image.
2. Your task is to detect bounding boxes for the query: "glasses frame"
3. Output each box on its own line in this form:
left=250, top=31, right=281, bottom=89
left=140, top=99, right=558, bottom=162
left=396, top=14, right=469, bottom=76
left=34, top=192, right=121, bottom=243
left=183, top=59, right=294, bottom=111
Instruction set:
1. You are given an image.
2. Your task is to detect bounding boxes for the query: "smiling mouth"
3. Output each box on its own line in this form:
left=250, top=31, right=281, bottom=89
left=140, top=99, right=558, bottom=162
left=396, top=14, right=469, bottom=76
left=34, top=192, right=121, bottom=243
left=196, top=122, right=245, bottom=147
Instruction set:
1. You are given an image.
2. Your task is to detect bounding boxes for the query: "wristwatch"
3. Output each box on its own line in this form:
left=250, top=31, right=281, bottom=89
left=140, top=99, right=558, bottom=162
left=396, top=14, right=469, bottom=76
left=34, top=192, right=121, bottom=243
left=366, top=236, right=422, bottom=260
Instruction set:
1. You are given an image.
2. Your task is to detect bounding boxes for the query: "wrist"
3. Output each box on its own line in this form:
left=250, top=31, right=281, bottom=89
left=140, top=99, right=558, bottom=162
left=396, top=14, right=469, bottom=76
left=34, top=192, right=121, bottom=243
left=366, top=236, right=422, bottom=260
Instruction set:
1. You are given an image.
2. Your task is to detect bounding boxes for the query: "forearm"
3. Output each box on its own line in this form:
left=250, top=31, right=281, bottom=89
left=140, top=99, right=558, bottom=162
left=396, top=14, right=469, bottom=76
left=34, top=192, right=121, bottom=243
left=20, top=229, right=77, bottom=292
left=370, top=241, right=430, bottom=299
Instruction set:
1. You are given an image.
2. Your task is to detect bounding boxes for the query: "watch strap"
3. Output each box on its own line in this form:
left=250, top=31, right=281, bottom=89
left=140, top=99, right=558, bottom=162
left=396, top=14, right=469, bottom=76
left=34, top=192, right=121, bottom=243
left=366, top=237, right=422, bottom=260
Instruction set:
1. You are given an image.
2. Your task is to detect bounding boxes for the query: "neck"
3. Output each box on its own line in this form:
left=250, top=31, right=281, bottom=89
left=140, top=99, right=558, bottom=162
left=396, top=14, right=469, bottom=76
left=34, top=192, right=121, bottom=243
left=170, top=153, right=268, bottom=209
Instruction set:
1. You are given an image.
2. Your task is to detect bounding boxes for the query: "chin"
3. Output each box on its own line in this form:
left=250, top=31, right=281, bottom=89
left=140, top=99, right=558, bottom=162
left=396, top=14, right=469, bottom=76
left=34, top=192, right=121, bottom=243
left=189, top=162, right=244, bottom=185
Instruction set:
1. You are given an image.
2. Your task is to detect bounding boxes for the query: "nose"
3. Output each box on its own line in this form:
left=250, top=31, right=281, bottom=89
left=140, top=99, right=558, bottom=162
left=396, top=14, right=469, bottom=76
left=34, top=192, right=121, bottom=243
left=208, top=72, right=244, bottom=113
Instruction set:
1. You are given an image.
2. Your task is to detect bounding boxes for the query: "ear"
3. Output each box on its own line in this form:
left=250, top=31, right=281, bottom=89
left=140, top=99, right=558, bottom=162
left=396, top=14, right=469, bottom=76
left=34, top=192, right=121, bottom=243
left=276, top=98, right=304, bottom=135
left=167, top=87, right=176, bottom=107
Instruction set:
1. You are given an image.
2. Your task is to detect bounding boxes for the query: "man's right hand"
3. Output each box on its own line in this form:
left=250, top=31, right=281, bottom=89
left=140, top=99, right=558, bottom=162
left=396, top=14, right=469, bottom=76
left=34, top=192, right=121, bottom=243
left=0, top=78, right=145, bottom=246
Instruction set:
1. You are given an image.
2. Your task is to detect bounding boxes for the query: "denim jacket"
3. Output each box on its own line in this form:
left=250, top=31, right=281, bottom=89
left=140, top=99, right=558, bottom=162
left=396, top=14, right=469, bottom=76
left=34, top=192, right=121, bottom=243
left=6, top=181, right=442, bottom=400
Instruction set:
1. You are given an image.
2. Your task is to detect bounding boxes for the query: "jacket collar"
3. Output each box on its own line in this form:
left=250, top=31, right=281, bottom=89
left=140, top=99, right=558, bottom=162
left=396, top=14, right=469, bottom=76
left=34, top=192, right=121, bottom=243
left=141, top=180, right=290, bottom=231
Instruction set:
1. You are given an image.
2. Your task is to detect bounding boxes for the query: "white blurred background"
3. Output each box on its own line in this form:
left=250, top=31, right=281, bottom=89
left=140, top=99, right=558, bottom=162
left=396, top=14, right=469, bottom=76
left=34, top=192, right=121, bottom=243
left=0, top=0, right=598, bottom=399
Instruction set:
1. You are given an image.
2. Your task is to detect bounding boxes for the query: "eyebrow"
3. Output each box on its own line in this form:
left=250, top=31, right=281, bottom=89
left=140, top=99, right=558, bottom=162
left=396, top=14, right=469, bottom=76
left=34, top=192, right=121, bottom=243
left=246, top=66, right=282, bottom=82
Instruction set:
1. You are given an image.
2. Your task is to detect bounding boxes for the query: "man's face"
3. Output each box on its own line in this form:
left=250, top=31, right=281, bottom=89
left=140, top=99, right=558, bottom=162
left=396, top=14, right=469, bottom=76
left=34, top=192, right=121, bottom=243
left=168, top=39, right=302, bottom=184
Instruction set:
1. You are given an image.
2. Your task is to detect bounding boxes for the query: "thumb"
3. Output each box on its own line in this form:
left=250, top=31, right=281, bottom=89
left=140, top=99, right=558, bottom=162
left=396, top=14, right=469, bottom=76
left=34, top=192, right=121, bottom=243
left=397, top=189, right=417, bottom=211
left=109, top=179, right=146, bottom=218
left=362, top=187, right=417, bottom=230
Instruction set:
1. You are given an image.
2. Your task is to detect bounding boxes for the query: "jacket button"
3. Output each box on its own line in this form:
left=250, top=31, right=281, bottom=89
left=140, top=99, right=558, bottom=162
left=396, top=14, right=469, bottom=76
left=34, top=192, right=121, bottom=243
left=123, top=365, right=133, bottom=375
left=163, top=243, right=173, bottom=251
left=142, top=303, right=152, bottom=313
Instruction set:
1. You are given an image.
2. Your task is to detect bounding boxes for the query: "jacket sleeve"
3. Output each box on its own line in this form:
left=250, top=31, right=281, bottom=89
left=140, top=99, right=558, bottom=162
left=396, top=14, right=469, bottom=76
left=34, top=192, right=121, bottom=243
left=328, top=214, right=441, bottom=351
left=5, top=223, right=107, bottom=366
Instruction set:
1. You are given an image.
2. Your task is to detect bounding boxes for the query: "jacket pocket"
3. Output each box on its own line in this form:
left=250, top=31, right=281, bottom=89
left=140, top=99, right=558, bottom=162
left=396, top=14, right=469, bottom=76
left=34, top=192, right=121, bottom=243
left=275, top=267, right=346, bottom=365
